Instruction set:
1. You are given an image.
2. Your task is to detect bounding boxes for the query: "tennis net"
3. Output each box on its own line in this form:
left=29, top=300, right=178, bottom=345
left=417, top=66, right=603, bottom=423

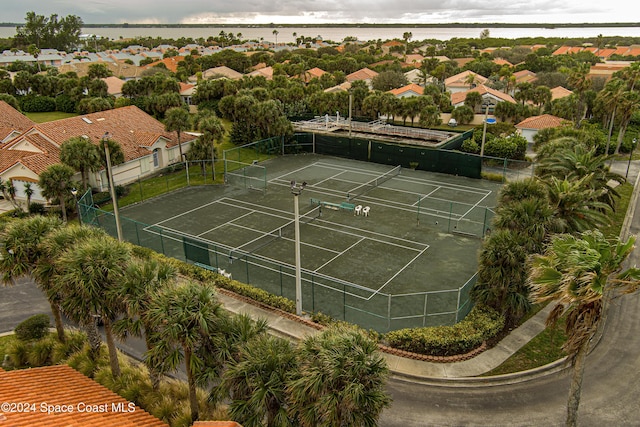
left=229, top=205, right=321, bottom=260
left=347, top=165, right=401, bottom=201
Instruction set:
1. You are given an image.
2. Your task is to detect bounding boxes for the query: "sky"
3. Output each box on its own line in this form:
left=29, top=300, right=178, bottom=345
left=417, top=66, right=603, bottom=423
left=0, top=0, right=635, bottom=25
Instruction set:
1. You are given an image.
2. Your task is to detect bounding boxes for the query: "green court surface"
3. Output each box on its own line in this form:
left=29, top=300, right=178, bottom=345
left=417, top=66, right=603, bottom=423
left=91, top=154, right=502, bottom=332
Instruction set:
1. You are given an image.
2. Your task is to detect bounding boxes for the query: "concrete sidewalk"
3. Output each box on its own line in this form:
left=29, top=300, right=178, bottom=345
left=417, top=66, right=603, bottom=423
left=216, top=288, right=557, bottom=380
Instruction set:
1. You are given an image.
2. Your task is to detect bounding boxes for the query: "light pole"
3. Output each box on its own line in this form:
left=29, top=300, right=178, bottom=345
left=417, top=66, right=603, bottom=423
left=626, top=137, right=638, bottom=180
left=102, top=132, right=123, bottom=241
left=71, top=187, right=81, bottom=225
left=291, top=180, right=307, bottom=316
left=480, top=102, right=491, bottom=158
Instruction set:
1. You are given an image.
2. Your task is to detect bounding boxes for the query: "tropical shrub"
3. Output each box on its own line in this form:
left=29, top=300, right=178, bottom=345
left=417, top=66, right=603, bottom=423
left=385, top=306, right=505, bottom=356
left=14, top=313, right=50, bottom=341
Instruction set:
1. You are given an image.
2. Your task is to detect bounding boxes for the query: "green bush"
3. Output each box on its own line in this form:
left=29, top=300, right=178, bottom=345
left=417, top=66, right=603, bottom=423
left=385, top=306, right=505, bottom=356
left=481, top=172, right=505, bottom=182
left=55, top=94, right=76, bottom=113
left=28, top=202, right=46, bottom=215
left=20, top=95, right=56, bottom=112
left=461, top=138, right=480, bottom=154
left=14, top=314, right=50, bottom=341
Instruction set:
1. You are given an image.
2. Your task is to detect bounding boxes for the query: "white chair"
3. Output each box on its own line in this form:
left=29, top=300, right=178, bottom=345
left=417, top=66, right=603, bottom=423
left=354, top=205, right=362, bottom=216
left=362, top=206, right=370, bottom=217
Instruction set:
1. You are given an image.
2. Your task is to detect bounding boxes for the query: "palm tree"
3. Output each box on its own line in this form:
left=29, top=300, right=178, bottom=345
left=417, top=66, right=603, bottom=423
left=543, top=176, right=611, bottom=233
left=23, top=182, right=34, bottom=213
left=497, top=178, right=548, bottom=205
left=491, top=198, right=560, bottom=253
left=287, top=325, right=391, bottom=427
left=38, top=163, right=75, bottom=222
left=164, top=107, right=191, bottom=162
left=535, top=143, right=624, bottom=210
left=528, top=231, right=640, bottom=426
left=112, top=256, right=176, bottom=389
left=222, top=334, right=297, bottom=427
left=60, top=136, right=102, bottom=190
left=56, top=234, right=131, bottom=377
left=200, top=313, right=268, bottom=405
left=273, top=29, right=279, bottom=46
left=471, top=229, right=532, bottom=324
left=35, top=225, right=106, bottom=346
left=597, top=78, right=627, bottom=155
left=0, top=216, right=63, bottom=339
left=613, top=90, right=640, bottom=155
left=147, top=281, right=224, bottom=422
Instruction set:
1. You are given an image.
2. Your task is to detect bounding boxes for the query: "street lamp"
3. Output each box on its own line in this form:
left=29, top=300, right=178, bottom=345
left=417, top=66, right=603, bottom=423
left=71, top=187, right=81, bottom=225
left=291, top=180, right=307, bottom=316
left=102, top=132, right=123, bottom=241
left=480, top=102, right=491, bottom=158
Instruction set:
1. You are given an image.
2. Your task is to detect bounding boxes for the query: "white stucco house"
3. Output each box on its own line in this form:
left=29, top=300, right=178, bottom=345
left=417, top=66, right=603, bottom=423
left=0, top=103, right=197, bottom=204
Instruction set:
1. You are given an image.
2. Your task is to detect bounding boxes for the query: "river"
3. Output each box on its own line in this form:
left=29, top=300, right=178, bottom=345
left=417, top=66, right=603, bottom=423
left=1, top=25, right=639, bottom=43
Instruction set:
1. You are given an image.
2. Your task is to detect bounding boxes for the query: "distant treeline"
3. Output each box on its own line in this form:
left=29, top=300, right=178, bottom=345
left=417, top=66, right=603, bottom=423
left=1, top=22, right=640, bottom=29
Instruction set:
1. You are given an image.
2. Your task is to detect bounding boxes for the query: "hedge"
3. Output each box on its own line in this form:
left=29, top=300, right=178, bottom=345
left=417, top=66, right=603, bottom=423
left=128, top=244, right=297, bottom=314
left=385, top=306, right=505, bottom=356
left=14, top=314, right=51, bottom=341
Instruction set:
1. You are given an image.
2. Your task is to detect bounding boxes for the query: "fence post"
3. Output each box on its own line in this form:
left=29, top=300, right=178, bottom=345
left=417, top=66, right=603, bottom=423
left=387, top=294, right=392, bottom=331
left=503, top=158, right=507, bottom=182
left=423, top=293, right=428, bottom=326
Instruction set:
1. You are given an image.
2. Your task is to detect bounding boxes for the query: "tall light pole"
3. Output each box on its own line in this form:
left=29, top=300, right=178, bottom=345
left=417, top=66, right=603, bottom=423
left=480, top=102, right=491, bottom=158
left=102, top=132, right=123, bottom=241
left=291, top=180, right=307, bottom=316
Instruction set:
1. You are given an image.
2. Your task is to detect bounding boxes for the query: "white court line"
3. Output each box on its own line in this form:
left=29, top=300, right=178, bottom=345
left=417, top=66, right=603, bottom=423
left=152, top=198, right=222, bottom=226
left=413, top=187, right=441, bottom=206
left=458, top=191, right=493, bottom=222
left=314, top=170, right=349, bottom=187
left=223, top=195, right=428, bottom=250
left=314, top=237, right=365, bottom=272
left=269, top=180, right=466, bottom=222
left=369, top=245, right=431, bottom=298
left=143, top=223, right=375, bottom=297
left=196, top=211, right=255, bottom=237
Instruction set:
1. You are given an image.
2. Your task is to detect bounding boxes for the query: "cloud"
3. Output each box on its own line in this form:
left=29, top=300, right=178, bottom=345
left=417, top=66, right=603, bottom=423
left=2, top=0, right=631, bottom=24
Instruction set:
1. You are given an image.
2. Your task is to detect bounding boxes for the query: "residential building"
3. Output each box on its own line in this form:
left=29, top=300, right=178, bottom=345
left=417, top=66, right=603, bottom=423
left=444, top=70, right=488, bottom=93
left=389, top=83, right=424, bottom=98
left=0, top=103, right=197, bottom=202
left=516, top=114, right=567, bottom=143
left=450, top=84, right=517, bottom=113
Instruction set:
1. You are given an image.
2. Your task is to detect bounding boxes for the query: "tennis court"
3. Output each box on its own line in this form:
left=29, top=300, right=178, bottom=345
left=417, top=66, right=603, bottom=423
left=88, top=154, right=501, bottom=332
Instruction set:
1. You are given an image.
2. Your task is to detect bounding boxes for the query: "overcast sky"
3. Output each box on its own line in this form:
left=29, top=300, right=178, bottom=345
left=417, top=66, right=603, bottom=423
left=1, top=0, right=635, bottom=25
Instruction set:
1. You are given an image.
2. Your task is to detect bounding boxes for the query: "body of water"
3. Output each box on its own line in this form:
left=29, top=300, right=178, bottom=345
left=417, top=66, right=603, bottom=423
left=1, top=25, right=639, bottom=43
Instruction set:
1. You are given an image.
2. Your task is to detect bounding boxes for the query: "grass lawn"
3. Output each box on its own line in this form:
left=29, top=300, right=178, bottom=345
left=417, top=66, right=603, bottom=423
left=0, top=334, right=18, bottom=368
left=25, top=111, right=77, bottom=123
left=483, top=317, right=567, bottom=376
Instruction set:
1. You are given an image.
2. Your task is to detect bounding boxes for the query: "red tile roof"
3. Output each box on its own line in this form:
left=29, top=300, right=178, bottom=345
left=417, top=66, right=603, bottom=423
left=0, top=365, right=167, bottom=426
left=346, top=67, right=378, bottom=82
left=0, top=101, right=35, bottom=142
left=388, top=83, right=424, bottom=97
left=143, top=56, right=186, bottom=73
left=516, top=114, right=566, bottom=130
left=550, top=86, right=573, bottom=100
left=444, top=70, right=488, bottom=88
left=450, top=84, right=516, bottom=105
left=0, top=106, right=197, bottom=175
